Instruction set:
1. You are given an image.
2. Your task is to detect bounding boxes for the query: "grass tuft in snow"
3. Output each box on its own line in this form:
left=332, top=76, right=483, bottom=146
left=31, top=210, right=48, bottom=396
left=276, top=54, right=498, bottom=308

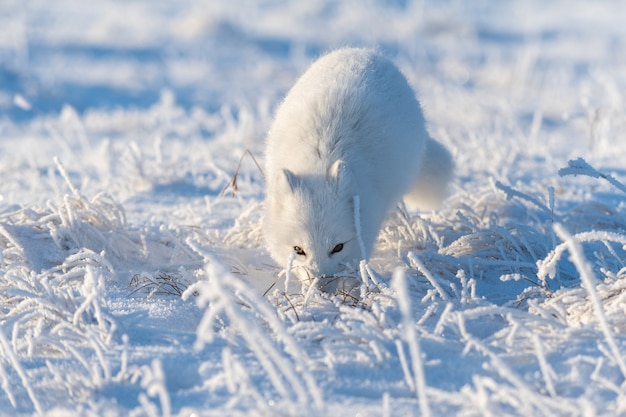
left=129, top=269, right=196, bottom=298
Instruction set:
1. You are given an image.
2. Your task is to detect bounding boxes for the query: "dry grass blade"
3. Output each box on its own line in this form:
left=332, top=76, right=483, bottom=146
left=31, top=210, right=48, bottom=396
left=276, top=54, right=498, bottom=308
left=129, top=271, right=195, bottom=298
left=221, top=149, right=265, bottom=197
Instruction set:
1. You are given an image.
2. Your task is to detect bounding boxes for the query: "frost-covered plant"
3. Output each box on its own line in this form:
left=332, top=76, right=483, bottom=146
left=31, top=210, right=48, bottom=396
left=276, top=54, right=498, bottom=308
left=0, top=160, right=145, bottom=412
left=187, top=258, right=324, bottom=414
left=129, top=269, right=197, bottom=297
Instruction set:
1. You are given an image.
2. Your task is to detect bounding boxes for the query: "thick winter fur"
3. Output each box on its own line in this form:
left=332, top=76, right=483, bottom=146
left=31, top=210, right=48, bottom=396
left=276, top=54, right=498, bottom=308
left=263, top=48, right=453, bottom=279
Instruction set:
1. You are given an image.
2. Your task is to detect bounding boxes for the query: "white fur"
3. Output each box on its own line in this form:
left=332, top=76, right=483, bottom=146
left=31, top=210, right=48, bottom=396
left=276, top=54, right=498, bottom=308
left=263, top=48, right=453, bottom=279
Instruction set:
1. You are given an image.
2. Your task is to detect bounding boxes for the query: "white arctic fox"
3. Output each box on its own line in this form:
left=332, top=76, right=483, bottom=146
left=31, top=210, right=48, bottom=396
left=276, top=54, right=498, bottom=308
left=263, top=48, right=453, bottom=281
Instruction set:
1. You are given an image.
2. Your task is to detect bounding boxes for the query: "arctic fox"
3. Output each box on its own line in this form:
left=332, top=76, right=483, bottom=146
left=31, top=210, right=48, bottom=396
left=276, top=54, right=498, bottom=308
left=263, top=48, right=453, bottom=281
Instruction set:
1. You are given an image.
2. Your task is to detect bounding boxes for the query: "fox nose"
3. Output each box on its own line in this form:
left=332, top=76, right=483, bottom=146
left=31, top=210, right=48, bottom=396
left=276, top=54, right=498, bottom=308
left=305, top=260, right=327, bottom=279
left=306, top=264, right=321, bottom=278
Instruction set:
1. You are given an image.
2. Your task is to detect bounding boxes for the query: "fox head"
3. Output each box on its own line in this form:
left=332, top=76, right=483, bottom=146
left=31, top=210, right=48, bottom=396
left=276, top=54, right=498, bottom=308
left=263, top=160, right=363, bottom=282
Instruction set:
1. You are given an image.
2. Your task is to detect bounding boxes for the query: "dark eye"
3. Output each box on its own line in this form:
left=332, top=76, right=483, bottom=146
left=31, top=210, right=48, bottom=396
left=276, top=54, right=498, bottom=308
left=293, top=246, right=306, bottom=256
left=330, top=243, right=344, bottom=254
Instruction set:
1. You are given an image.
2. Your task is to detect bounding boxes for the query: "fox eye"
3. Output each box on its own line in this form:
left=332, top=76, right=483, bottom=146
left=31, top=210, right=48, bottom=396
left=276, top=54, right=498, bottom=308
left=293, top=246, right=306, bottom=256
left=330, top=243, right=344, bottom=254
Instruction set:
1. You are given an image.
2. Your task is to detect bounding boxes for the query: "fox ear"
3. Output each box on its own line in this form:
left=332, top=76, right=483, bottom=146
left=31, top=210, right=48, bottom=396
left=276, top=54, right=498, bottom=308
left=278, top=168, right=299, bottom=193
left=328, top=160, right=352, bottom=190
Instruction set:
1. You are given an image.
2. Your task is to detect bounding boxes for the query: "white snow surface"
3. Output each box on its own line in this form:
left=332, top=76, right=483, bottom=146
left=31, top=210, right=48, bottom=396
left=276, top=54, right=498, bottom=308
left=1, top=1, right=626, bottom=416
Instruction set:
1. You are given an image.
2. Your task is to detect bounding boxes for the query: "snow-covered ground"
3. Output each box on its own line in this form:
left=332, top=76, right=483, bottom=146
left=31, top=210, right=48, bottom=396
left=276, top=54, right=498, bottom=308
left=1, top=1, right=626, bottom=415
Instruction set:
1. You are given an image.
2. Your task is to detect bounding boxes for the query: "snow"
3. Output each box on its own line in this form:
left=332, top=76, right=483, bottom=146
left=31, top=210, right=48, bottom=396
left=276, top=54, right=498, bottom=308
left=1, top=0, right=626, bottom=415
